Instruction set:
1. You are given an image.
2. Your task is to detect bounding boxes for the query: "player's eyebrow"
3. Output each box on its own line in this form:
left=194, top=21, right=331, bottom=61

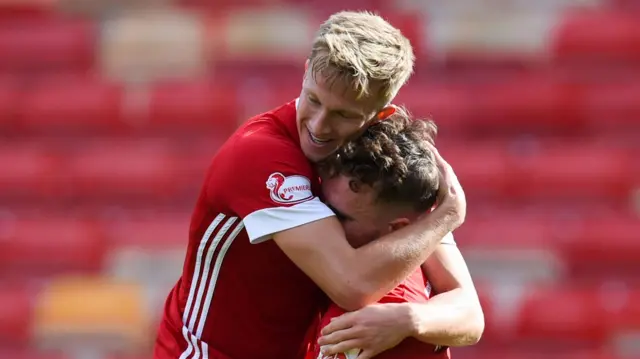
left=325, top=202, right=353, bottom=221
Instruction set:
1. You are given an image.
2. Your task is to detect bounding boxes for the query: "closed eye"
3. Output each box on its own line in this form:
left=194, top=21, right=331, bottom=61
left=308, top=96, right=320, bottom=105
left=326, top=203, right=351, bottom=222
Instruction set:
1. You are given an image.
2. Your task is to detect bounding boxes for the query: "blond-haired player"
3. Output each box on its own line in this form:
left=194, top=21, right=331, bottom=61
left=154, top=11, right=468, bottom=359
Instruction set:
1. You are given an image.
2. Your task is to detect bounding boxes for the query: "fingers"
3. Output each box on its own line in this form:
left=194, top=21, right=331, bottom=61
left=318, top=328, right=356, bottom=347
left=320, top=340, right=362, bottom=356
left=321, top=312, right=355, bottom=335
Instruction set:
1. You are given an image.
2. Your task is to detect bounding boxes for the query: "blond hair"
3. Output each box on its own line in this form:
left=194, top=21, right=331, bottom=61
left=308, top=11, right=415, bottom=104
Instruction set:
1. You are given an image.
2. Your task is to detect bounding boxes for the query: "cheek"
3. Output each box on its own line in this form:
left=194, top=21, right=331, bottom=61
left=343, top=222, right=379, bottom=248
left=333, top=121, right=366, bottom=143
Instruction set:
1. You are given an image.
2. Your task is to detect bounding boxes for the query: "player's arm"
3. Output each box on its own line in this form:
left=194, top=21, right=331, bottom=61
left=405, top=239, right=485, bottom=347
left=274, top=206, right=456, bottom=311
left=227, top=131, right=465, bottom=311
left=274, top=149, right=465, bottom=311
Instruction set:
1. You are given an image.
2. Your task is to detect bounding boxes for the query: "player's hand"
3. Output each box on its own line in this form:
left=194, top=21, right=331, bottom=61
left=427, top=144, right=466, bottom=230
left=318, top=303, right=412, bottom=359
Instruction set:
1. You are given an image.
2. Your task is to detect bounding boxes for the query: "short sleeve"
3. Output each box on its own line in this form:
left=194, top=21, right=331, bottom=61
left=211, top=129, right=334, bottom=244
left=442, top=232, right=456, bottom=245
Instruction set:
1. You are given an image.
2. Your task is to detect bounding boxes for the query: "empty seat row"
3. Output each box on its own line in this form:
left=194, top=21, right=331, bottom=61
left=457, top=212, right=640, bottom=263
left=0, top=18, right=95, bottom=72
left=0, top=210, right=636, bottom=279
left=1, top=76, right=640, bottom=135
left=2, top=275, right=640, bottom=350
left=1, top=140, right=637, bottom=201
left=0, top=78, right=240, bottom=134
left=1, top=8, right=639, bottom=77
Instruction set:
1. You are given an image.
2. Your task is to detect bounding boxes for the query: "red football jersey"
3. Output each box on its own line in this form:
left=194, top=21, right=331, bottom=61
left=154, top=100, right=335, bottom=359
left=310, top=268, right=451, bottom=359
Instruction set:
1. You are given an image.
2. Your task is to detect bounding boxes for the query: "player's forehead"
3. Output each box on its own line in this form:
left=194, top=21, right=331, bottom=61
left=302, top=70, right=380, bottom=116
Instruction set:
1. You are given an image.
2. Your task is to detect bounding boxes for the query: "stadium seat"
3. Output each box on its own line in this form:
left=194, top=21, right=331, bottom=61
left=0, top=18, right=94, bottom=72
left=103, top=215, right=191, bottom=249
left=465, top=76, right=579, bottom=131
left=0, top=283, right=37, bottom=347
left=553, top=10, right=640, bottom=62
left=454, top=215, right=551, bottom=250
left=18, top=76, right=122, bottom=133
left=0, top=0, right=56, bottom=18
left=515, top=286, right=613, bottom=342
left=148, top=80, right=239, bottom=134
left=0, top=144, right=59, bottom=198
left=580, top=82, right=640, bottom=128
left=443, top=142, right=636, bottom=200
left=0, top=218, right=105, bottom=277
left=439, top=143, right=512, bottom=198
left=512, top=146, right=633, bottom=199
left=558, top=216, right=640, bottom=265
left=33, top=276, right=151, bottom=352
left=397, top=83, right=469, bottom=129
left=0, top=350, right=69, bottom=359
left=0, top=78, right=17, bottom=128
left=63, top=140, right=179, bottom=200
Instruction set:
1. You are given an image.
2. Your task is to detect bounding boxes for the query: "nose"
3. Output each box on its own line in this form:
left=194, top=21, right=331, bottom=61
left=307, top=111, right=332, bottom=137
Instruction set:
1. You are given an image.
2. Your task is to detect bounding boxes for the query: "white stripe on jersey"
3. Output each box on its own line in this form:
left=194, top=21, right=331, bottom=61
left=179, top=214, right=245, bottom=359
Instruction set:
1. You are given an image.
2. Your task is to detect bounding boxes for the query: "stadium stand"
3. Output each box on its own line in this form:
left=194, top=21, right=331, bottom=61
left=0, top=0, right=638, bottom=358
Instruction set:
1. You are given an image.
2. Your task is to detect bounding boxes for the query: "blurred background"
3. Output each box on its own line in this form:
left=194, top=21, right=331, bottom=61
left=0, top=0, right=639, bottom=358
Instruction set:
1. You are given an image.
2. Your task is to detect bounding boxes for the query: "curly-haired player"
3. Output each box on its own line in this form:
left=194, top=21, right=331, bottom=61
left=309, top=108, right=482, bottom=359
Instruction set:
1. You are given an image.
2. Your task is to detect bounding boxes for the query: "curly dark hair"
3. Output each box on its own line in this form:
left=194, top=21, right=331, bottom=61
left=320, top=106, right=439, bottom=212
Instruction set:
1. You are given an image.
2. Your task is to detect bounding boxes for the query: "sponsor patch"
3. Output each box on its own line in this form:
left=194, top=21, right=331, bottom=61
left=266, top=172, right=314, bottom=205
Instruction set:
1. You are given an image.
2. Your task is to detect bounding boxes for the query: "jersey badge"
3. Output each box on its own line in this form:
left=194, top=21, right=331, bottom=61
left=266, top=172, right=314, bottom=205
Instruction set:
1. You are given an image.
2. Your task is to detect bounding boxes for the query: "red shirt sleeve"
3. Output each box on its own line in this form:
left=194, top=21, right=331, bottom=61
left=206, top=123, right=334, bottom=243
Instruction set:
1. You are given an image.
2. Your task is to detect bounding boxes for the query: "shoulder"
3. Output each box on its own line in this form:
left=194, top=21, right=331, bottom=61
left=223, top=102, right=301, bottom=161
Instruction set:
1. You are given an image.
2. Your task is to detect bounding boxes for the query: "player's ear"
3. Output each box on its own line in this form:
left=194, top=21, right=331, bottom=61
left=305, top=59, right=309, bottom=72
left=348, top=179, right=362, bottom=193
left=388, top=218, right=410, bottom=232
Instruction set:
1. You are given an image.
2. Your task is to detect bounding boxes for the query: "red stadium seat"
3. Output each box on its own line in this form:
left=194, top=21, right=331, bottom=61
left=0, top=79, right=18, bottom=128
left=439, top=143, right=512, bottom=198
left=0, top=352, right=69, bottom=359
left=148, top=80, right=239, bottom=134
left=515, top=286, right=612, bottom=342
left=558, top=216, right=640, bottom=265
left=466, top=76, right=579, bottom=131
left=610, top=289, right=640, bottom=332
left=103, top=215, right=191, bottom=249
left=454, top=215, right=552, bottom=250
left=18, top=77, right=122, bottom=132
left=63, top=141, right=179, bottom=199
left=553, top=10, right=640, bottom=62
left=0, top=218, right=105, bottom=277
left=0, top=0, right=56, bottom=18
left=515, top=285, right=640, bottom=345
left=512, top=146, right=633, bottom=199
left=443, top=141, right=635, bottom=200
left=0, top=283, right=37, bottom=346
left=0, top=18, right=95, bottom=72
left=397, top=84, right=469, bottom=129
left=580, top=82, right=640, bottom=128
left=0, top=144, right=60, bottom=197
